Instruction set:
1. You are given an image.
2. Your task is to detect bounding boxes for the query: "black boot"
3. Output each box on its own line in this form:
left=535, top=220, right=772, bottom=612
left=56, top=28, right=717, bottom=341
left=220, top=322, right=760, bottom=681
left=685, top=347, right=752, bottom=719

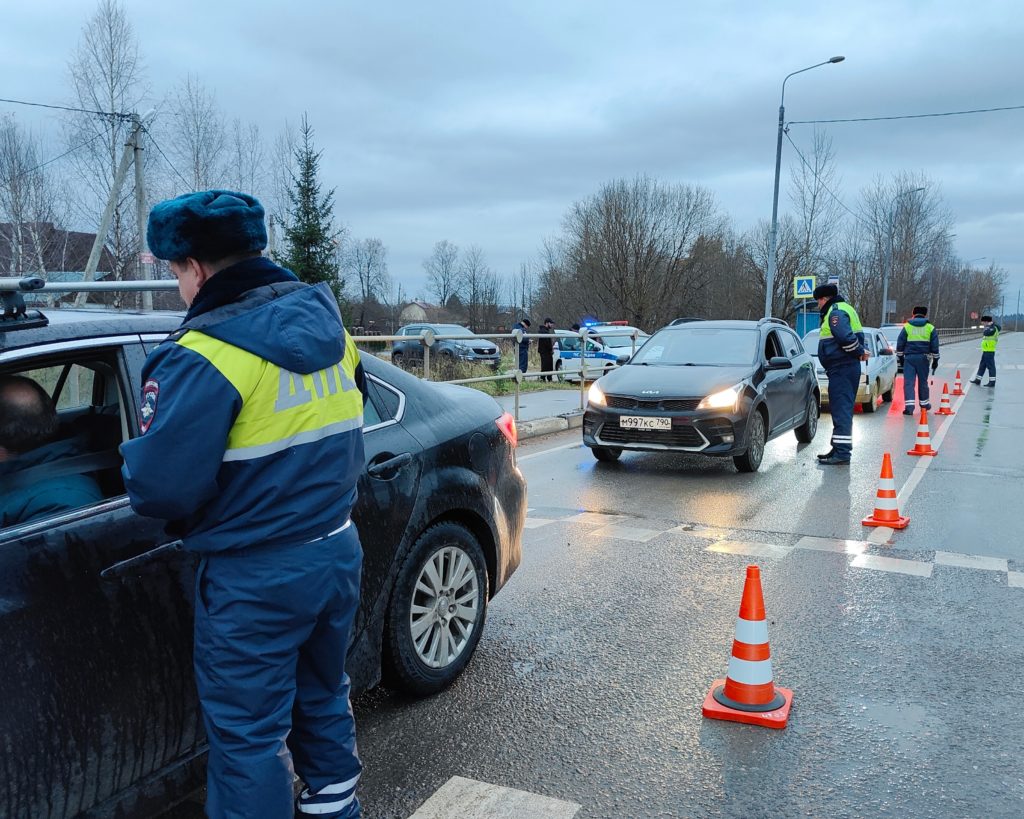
left=816, top=449, right=835, bottom=462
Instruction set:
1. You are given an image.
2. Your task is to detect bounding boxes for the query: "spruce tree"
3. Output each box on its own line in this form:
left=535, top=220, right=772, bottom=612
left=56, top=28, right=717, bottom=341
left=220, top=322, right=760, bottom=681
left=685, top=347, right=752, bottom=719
left=277, top=115, right=345, bottom=302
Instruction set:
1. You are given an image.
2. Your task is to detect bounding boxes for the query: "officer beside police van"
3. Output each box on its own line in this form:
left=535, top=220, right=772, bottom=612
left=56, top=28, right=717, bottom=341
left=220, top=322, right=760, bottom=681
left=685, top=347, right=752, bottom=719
left=120, top=190, right=366, bottom=818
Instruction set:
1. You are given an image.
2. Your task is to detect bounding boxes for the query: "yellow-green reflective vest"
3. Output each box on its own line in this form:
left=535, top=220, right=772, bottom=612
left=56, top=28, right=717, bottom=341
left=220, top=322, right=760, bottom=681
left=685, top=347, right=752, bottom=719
left=981, top=328, right=999, bottom=353
left=820, top=302, right=862, bottom=338
left=903, top=322, right=935, bottom=343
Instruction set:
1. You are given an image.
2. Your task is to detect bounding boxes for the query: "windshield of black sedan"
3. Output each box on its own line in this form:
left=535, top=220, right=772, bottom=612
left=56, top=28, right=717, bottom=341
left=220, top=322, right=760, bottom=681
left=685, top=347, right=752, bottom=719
left=632, top=327, right=758, bottom=366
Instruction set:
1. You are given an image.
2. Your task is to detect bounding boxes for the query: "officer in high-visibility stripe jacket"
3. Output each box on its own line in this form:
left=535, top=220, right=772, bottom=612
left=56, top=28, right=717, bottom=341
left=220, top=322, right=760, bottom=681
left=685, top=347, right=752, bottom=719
left=970, top=315, right=1000, bottom=387
left=813, top=283, right=867, bottom=465
left=896, top=305, right=940, bottom=415
left=120, top=191, right=366, bottom=819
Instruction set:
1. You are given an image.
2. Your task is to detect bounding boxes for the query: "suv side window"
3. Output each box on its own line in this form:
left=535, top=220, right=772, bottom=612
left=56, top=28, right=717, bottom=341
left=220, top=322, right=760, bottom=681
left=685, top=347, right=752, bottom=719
left=559, top=336, right=580, bottom=352
left=764, top=331, right=784, bottom=360
left=781, top=329, right=803, bottom=358
left=1, top=351, right=129, bottom=532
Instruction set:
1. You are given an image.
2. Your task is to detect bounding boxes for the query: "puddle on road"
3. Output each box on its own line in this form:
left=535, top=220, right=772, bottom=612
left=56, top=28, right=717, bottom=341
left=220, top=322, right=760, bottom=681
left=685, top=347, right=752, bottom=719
left=974, top=396, right=995, bottom=458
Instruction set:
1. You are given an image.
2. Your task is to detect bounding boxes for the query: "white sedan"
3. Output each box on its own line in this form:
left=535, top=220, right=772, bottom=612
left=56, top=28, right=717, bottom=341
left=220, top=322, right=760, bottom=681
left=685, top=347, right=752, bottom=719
left=801, top=326, right=899, bottom=413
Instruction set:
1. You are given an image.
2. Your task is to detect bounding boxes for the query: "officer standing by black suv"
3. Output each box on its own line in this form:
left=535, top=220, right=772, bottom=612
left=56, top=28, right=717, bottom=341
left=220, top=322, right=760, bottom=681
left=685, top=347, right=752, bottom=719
left=813, top=283, right=867, bottom=465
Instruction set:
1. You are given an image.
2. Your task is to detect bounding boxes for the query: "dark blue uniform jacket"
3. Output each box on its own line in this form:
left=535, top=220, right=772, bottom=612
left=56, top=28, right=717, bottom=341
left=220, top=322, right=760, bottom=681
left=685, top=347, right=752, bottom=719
left=817, top=297, right=865, bottom=370
left=120, top=258, right=366, bottom=554
left=896, top=316, right=940, bottom=357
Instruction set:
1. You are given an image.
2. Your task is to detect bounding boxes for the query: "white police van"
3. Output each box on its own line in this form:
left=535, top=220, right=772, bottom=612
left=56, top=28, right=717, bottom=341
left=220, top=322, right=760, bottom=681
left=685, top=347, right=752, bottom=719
left=554, top=322, right=649, bottom=382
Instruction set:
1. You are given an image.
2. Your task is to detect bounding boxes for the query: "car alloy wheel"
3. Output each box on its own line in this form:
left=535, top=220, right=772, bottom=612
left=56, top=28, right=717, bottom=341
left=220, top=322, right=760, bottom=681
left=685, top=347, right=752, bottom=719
left=410, top=545, right=480, bottom=669
left=386, top=522, right=488, bottom=695
left=734, top=411, right=765, bottom=472
left=795, top=394, right=818, bottom=443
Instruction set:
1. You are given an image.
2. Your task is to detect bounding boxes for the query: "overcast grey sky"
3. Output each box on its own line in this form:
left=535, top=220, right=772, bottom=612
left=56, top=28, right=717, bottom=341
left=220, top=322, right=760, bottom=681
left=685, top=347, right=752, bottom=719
left=4, top=1, right=1023, bottom=308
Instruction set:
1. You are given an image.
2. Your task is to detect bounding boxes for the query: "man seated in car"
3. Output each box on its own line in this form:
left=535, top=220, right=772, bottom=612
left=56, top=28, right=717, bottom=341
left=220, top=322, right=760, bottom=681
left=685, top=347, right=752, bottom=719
left=0, top=375, right=104, bottom=527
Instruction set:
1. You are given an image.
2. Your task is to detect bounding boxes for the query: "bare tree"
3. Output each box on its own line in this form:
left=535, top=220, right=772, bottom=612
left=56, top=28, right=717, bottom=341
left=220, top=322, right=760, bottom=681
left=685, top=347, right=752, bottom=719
left=167, top=74, right=226, bottom=191
left=423, top=239, right=460, bottom=305
left=458, top=245, right=495, bottom=331
left=0, top=116, right=67, bottom=275
left=226, top=118, right=265, bottom=195
left=266, top=120, right=298, bottom=255
left=789, top=129, right=845, bottom=280
left=64, top=0, right=147, bottom=287
left=347, top=237, right=390, bottom=327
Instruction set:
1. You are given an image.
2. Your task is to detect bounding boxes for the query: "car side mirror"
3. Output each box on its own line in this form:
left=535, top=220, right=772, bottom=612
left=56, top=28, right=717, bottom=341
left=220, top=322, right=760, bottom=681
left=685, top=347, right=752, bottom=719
left=615, top=354, right=630, bottom=366
left=766, top=356, right=792, bottom=370
left=878, top=347, right=894, bottom=356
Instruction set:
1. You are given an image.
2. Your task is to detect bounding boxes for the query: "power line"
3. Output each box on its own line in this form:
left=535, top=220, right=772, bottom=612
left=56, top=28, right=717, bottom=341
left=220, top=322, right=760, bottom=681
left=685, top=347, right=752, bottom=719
left=789, top=103, right=1024, bottom=126
left=141, top=127, right=193, bottom=190
left=0, top=131, right=106, bottom=187
left=0, top=95, right=133, bottom=121
left=783, top=130, right=871, bottom=229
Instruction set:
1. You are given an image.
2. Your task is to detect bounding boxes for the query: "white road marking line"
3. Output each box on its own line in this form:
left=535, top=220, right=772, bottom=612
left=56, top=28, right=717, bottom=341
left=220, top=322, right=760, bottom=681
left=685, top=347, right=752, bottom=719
left=523, top=518, right=557, bottom=530
left=518, top=441, right=583, bottom=462
left=563, top=512, right=628, bottom=526
left=866, top=527, right=894, bottom=545
left=934, top=551, right=1009, bottom=572
left=590, top=523, right=663, bottom=543
left=895, top=383, right=970, bottom=510
left=850, top=554, right=933, bottom=578
left=408, top=776, right=581, bottom=819
left=794, top=536, right=868, bottom=555
left=706, top=540, right=792, bottom=560
left=1008, top=572, right=1024, bottom=588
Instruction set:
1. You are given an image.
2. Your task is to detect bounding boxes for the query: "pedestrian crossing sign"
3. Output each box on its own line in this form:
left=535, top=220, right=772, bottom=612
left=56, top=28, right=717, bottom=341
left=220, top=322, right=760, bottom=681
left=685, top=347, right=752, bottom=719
left=794, top=276, right=815, bottom=298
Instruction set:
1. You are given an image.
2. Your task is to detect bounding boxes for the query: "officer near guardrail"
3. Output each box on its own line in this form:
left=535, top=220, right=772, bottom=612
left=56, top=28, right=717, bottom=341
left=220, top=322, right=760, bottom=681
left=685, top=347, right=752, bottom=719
left=514, top=316, right=532, bottom=373
left=120, top=190, right=367, bottom=819
left=970, top=315, right=1000, bottom=387
left=813, top=283, right=867, bottom=466
left=896, top=306, right=940, bottom=415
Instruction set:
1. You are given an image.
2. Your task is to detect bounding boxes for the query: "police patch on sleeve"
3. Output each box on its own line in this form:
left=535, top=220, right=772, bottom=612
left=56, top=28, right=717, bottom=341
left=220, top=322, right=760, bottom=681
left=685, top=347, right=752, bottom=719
left=140, top=379, right=159, bottom=433
left=830, top=315, right=840, bottom=326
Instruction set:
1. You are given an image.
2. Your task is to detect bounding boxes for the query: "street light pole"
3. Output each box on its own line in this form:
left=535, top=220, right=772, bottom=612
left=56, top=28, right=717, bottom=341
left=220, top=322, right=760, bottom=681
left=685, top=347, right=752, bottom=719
left=880, top=186, right=925, bottom=325
left=764, top=56, right=845, bottom=318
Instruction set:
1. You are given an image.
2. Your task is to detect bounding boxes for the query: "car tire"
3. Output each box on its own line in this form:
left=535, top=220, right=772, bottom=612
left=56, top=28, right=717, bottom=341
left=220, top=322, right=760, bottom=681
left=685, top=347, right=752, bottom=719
left=794, top=394, right=819, bottom=443
left=592, top=446, right=621, bottom=462
left=391, top=351, right=404, bottom=369
left=862, top=382, right=878, bottom=413
left=385, top=522, right=488, bottom=696
left=555, top=360, right=564, bottom=382
left=882, top=381, right=894, bottom=403
left=734, top=410, right=766, bottom=473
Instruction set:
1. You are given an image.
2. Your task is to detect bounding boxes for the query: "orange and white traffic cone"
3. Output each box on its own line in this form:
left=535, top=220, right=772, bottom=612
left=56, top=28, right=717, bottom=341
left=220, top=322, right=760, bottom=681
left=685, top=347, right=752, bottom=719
left=907, top=408, right=938, bottom=456
left=952, top=370, right=964, bottom=396
left=702, top=565, right=792, bottom=729
left=936, top=383, right=955, bottom=416
left=862, top=452, right=910, bottom=529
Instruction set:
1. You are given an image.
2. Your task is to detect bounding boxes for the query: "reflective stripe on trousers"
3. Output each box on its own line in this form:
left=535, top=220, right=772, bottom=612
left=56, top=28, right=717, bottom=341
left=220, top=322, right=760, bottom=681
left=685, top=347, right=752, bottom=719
left=827, top=362, right=861, bottom=459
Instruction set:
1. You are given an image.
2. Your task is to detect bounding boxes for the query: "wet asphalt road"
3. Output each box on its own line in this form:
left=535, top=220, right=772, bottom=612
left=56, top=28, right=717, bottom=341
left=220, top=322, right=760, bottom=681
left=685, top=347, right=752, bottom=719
left=173, top=336, right=1024, bottom=818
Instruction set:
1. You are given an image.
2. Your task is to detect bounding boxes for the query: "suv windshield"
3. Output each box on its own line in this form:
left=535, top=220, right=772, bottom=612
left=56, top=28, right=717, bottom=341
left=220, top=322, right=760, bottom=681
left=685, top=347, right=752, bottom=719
left=632, top=327, right=758, bottom=366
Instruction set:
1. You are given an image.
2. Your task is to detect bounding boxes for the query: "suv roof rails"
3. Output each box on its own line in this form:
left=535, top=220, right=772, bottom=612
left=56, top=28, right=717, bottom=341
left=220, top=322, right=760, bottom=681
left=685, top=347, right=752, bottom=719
left=757, top=317, right=790, bottom=327
left=669, top=317, right=706, bottom=326
left=0, top=276, right=179, bottom=293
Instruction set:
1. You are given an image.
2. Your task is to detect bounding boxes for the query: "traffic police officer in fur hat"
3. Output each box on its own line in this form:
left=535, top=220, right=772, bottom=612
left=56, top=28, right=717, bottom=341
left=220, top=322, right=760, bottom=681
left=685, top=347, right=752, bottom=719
left=121, top=190, right=367, bottom=818
left=813, top=283, right=867, bottom=465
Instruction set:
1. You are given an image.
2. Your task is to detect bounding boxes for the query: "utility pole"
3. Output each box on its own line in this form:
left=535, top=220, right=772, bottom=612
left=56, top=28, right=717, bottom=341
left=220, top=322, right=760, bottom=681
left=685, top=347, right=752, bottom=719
left=78, top=110, right=154, bottom=308
left=132, top=113, right=154, bottom=311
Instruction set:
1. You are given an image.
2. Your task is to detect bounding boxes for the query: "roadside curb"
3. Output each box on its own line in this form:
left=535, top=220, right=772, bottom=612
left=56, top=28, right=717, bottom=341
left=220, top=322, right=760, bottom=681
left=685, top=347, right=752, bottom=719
left=517, top=411, right=583, bottom=441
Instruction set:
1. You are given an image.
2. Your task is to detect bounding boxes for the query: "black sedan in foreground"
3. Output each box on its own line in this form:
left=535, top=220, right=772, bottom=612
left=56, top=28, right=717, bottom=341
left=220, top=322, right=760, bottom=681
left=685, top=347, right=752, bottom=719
left=583, top=318, right=820, bottom=472
left=0, top=306, right=525, bottom=818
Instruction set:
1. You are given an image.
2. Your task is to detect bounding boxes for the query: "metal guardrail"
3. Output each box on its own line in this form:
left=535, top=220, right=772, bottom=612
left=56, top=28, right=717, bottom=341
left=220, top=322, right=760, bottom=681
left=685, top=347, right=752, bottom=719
left=352, top=328, right=643, bottom=421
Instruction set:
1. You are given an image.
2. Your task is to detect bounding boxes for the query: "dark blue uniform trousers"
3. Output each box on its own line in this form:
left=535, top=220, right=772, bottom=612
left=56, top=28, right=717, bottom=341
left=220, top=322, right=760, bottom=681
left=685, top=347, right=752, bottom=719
left=903, top=354, right=931, bottom=409
left=976, top=351, right=996, bottom=382
left=826, top=361, right=861, bottom=460
left=518, top=344, right=529, bottom=373
left=195, top=524, right=363, bottom=819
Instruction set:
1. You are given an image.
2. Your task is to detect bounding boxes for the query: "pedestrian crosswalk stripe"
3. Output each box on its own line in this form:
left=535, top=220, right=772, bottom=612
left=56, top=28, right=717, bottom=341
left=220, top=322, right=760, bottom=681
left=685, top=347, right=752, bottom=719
left=934, top=551, right=1009, bottom=572
left=793, top=536, right=867, bottom=555
left=850, top=554, right=933, bottom=577
left=1007, top=572, right=1024, bottom=588
left=408, top=776, right=581, bottom=819
left=590, top=523, right=662, bottom=542
left=706, top=540, right=792, bottom=560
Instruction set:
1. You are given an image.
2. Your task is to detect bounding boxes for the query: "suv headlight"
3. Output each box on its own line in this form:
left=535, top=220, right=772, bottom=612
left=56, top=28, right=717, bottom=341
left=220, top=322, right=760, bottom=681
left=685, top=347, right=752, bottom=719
left=587, top=382, right=607, bottom=407
left=698, top=385, right=740, bottom=411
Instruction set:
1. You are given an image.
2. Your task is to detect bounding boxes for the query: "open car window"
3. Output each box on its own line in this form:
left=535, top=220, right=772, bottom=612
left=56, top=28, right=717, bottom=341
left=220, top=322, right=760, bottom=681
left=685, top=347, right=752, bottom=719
left=1, top=350, right=129, bottom=533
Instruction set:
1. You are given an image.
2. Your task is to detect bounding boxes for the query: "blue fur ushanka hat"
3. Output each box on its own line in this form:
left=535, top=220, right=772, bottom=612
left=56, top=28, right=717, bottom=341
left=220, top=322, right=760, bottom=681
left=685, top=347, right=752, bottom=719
left=147, top=190, right=267, bottom=262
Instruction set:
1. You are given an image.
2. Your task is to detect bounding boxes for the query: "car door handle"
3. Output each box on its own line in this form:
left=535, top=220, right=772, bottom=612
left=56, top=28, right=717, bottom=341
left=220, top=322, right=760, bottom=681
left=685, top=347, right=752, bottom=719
left=101, top=540, right=184, bottom=580
left=367, top=452, right=413, bottom=479
left=787, top=372, right=796, bottom=380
